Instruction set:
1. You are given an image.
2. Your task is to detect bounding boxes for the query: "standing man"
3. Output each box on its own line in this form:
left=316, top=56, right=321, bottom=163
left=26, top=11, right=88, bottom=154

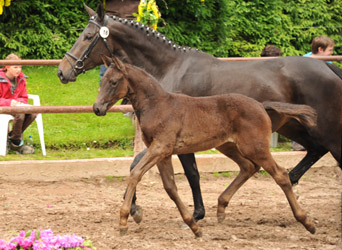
left=303, top=35, right=335, bottom=63
left=103, top=0, right=139, bottom=18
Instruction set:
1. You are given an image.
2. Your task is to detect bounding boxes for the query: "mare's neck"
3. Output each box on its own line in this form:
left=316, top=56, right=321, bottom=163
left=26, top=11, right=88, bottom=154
left=109, top=18, right=185, bottom=79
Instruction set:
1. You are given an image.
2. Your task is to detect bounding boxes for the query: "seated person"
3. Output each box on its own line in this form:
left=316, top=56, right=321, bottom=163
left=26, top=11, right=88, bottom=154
left=0, top=53, right=36, bottom=154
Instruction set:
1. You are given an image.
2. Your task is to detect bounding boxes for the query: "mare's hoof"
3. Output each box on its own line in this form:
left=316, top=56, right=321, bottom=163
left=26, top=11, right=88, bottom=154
left=119, top=227, right=128, bottom=236
left=193, top=208, right=205, bottom=222
left=132, top=205, right=143, bottom=224
left=217, top=213, right=225, bottom=223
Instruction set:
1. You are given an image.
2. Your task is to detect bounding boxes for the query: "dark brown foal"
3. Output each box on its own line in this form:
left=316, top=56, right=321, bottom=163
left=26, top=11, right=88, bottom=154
left=93, top=56, right=316, bottom=237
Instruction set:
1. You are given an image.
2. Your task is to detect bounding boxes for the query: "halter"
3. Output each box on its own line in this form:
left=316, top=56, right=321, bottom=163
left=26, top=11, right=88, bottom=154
left=65, top=15, right=114, bottom=75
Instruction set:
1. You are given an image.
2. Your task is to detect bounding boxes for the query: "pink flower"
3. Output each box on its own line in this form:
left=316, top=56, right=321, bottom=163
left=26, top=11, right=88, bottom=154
left=4, top=242, right=16, bottom=250
left=0, top=240, right=6, bottom=249
left=0, top=229, right=93, bottom=250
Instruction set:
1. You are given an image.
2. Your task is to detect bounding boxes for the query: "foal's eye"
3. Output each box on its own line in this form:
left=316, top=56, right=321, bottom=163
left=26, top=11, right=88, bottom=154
left=110, top=80, right=118, bottom=86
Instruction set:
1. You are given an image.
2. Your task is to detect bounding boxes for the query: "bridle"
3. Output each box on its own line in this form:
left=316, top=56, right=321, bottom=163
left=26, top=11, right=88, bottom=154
left=64, top=14, right=114, bottom=75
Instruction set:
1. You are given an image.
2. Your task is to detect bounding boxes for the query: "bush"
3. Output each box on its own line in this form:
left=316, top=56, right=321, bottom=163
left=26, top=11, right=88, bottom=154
left=0, top=0, right=99, bottom=59
left=1, top=1, right=341, bottom=59
left=157, top=0, right=342, bottom=58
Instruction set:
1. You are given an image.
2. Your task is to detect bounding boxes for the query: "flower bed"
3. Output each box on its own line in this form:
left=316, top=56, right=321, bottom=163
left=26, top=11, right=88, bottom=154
left=0, top=229, right=96, bottom=250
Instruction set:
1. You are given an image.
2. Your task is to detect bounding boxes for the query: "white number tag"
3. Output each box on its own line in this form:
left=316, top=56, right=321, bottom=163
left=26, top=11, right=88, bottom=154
left=99, top=27, right=109, bottom=38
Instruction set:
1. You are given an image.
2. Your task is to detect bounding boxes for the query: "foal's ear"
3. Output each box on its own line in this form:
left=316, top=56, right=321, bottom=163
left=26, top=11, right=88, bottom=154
left=84, top=3, right=96, bottom=17
left=96, top=1, right=105, bottom=22
left=113, top=57, right=127, bottom=74
left=101, top=55, right=112, bottom=68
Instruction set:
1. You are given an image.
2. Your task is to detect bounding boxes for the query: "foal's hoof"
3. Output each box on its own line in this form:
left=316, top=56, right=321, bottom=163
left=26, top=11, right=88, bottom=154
left=306, top=224, right=316, bottom=234
left=217, top=213, right=226, bottom=223
left=119, top=227, right=128, bottom=236
left=194, top=229, right=203, bottom=238
left=132, top=205, right=143, bottom=224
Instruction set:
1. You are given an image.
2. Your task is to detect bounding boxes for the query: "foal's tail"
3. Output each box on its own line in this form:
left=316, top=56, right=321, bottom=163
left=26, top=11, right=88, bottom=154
left=263, top=102, right=317, bottom=129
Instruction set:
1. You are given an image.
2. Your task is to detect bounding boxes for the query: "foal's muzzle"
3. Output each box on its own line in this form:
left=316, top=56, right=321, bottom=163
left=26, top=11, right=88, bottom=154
left=93, top=103, right=107, bottom=116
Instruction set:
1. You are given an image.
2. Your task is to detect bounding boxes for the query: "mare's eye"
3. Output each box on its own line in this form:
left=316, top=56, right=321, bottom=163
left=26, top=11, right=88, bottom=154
left=84, top=33, right=94, bottom=40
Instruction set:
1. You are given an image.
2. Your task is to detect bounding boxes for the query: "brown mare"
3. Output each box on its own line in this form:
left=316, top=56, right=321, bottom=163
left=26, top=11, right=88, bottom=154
left=93, top=56, right=317, bottom=236
left=57, top=3, right=342, bottom=222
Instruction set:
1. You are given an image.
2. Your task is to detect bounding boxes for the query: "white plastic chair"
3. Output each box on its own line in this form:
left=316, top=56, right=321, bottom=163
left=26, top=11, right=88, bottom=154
left=270, top=132, right=278, bottom=148
left=0, top=94, right=46, bottom=156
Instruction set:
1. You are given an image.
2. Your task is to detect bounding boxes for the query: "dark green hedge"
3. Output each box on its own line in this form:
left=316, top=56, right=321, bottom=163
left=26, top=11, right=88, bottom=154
left=0, top=0, right=341, bottom=59
left=0, top=1, right=98, bottom=59
left=157, top=0, right=342, bottom=57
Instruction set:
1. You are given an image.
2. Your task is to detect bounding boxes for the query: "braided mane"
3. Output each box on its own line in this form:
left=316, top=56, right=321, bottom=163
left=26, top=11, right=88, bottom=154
left=110, top=15, right=198, bottom=53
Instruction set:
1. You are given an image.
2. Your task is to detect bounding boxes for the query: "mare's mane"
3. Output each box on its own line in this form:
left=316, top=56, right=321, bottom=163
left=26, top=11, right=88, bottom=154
left=105, top=15, right=201, bottom=54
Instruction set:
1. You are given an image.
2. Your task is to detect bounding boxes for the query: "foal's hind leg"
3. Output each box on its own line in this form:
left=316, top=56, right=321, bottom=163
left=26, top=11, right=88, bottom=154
left=243, top=148, right=316, bottom=234
left=216, top=143, right=260, bottom=223
left=157, top=157, right=202, bottom=237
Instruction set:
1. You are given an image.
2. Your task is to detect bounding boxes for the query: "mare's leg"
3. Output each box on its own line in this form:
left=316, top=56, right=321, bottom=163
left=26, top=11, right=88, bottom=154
left=215, top=143, right=260, bottom=222
left=157, top=157, right=202, bottom=237
left=276, top=126, right=329, bottom=185
left=289, top=147, right=327, bottom=185
left=239, top=142, right=315, bottom=234
left=119, top=146, right=169, bottom=235
left=178, top=153, right=205, bottom=221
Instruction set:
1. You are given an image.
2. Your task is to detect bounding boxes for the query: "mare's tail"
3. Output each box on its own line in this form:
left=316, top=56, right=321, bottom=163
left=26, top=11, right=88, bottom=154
left=263, top=102, right=317, bottom=129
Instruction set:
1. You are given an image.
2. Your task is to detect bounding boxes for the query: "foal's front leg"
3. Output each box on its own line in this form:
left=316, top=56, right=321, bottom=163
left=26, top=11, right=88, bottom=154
left=157, top=157, right=202, bottom=237
left=119, top=146, right=168, bottom=235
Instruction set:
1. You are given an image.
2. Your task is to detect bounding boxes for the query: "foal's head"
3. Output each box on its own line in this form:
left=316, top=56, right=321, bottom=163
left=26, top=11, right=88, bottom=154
left=93, top=56, right=128, bottom=116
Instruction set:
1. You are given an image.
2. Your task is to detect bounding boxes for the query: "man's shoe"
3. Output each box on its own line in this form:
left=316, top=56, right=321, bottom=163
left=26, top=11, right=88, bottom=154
left=10, top=142, right=34, bottom=154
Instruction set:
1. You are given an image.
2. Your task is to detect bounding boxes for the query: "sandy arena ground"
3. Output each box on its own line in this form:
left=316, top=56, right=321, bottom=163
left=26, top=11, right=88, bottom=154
left=0, top=154, right=341, bottom=249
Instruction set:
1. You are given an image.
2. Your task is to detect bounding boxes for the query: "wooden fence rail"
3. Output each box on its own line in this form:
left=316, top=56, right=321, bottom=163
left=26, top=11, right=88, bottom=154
left=0, top=105, right=133, bottom=114
left=0, top=55, right=342, bottom=66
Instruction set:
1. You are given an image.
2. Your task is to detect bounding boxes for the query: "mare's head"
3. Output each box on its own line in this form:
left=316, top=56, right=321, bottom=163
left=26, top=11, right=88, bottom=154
left=93, top=56, right=128, bottom=116
left=58, top=2, right=114, bottom=83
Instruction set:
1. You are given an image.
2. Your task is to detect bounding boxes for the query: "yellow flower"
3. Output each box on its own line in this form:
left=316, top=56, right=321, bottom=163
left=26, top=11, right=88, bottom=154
left=0, top=0, right=11, bottom=15
left=137, top=0, right=159, bottom=30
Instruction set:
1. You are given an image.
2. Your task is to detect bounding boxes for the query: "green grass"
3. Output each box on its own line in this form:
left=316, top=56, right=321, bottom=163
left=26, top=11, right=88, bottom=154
left=1, top=66, right=291, bottom=161
left=1, top=66, right=135, bottom=161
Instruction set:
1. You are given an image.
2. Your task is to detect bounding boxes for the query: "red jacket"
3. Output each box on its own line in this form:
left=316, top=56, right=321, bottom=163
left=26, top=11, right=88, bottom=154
left=0, top=68, right=28, bottom=106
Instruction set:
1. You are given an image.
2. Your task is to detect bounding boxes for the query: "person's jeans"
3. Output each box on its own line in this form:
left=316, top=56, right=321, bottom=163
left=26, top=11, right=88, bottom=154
left=99, top=64, right=107, bottom=86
